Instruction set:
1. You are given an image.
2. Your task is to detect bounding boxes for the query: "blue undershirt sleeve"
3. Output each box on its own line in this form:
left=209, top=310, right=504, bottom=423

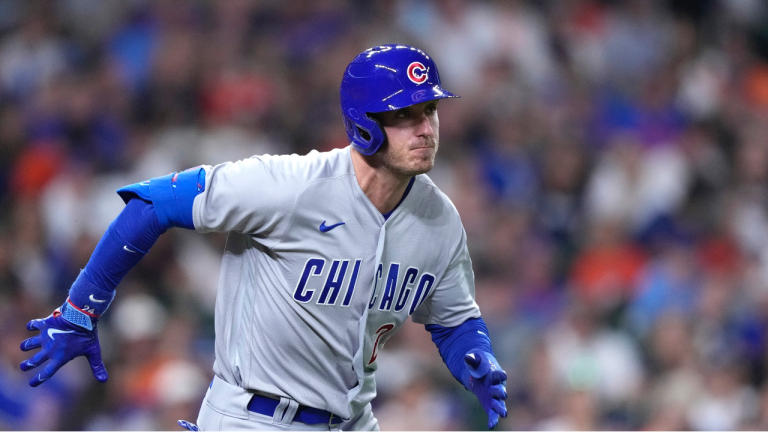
left=425, top=317, right=494, bottom=390
left=64, top=198, right=166, bottom=326
left=82, top=197, right=167, bottom=289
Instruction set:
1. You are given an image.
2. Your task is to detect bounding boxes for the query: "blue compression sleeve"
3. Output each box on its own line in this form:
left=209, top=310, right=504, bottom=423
left=426, top=317, right=494, bottom=390
left=83, top=198, right=166, bottom=289
left=65, top=198, right=166, bottom=325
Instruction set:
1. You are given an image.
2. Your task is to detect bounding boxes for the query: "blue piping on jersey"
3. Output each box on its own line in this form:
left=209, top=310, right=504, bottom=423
left=382, top=176, right=415, bottom=220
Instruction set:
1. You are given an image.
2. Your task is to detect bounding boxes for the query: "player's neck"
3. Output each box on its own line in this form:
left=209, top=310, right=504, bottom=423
left=351, top=149, right=412, bottom=214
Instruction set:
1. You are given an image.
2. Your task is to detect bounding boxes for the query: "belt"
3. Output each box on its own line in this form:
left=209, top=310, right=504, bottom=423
left=247, top=393, right=342, bottom=426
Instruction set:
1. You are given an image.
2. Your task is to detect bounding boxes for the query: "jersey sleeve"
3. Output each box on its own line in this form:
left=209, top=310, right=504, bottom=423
left=411, top=226, right=481, bottom=327
left=192, top=155, right=307, bottom=245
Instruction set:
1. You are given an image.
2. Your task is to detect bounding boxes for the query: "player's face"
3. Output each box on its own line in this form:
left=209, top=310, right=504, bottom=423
left=371, top=100, right=440, bottom=177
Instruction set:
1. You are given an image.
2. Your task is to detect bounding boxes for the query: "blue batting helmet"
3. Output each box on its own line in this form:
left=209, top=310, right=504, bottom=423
left=340, top=44, right=459, bottom=155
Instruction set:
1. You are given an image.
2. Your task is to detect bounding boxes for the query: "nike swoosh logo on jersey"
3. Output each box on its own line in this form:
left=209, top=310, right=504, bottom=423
left=319, top=221, right=345, bottom=232
left=123, top=245, right=136, bottom=253
left=89, top=295, right=107, bottom=303
left=48, top=328, right=75, bottom=339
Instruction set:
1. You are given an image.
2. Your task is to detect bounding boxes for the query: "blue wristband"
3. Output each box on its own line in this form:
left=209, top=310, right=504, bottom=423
left=63, top=271, right=116, bottom=330
left=67, top=271, right=116, bottom=317
left=426, top=317, right=494, bottom=390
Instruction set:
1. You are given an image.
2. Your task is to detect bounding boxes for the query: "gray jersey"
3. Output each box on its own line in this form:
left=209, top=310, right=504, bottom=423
left=191, top=146, right=480, bottom=420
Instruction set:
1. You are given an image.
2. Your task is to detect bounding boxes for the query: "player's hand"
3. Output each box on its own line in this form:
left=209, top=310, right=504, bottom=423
left=177, top=420, right=199, bottom=431
left=19, top=309, right=107, bottom=387
left=465, top=349, right=508, bottom=429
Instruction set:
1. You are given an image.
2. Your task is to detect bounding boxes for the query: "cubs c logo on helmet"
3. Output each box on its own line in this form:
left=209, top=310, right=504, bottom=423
left=407, top=62, right=428, bottom=84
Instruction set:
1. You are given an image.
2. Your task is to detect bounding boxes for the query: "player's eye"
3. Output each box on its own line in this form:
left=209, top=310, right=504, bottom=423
left=395, top=109, right=409, bottom=119
left=426, top=104, right=438, bottom=114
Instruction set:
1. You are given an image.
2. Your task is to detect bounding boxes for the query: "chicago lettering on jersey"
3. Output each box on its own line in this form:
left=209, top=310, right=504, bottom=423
left=369, top=262, right=435, bottom=314
left=293, top=258, right=434, bottom=314
left=294, top=258, right=362, bottom=306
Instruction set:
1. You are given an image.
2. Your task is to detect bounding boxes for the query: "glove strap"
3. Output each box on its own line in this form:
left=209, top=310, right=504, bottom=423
left=61, top=299, right=97, bottom=330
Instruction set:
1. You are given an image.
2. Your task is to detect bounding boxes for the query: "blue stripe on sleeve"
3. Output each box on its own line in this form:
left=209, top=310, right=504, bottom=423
left=116, top=167, right=205, bottom=230
left=425, top=317, right=494, bottom=390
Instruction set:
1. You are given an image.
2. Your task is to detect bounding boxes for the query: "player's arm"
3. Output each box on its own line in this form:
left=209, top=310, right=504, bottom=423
left=20, top=168, right=205, bottom=387
left=426, top=317, right=508, bottom=429
left=413, top=222, right=508, bottom=429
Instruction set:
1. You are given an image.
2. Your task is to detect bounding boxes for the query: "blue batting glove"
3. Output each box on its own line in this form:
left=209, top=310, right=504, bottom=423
left=20, top=308, right=107, bottom=387
left=464, top=349, right=508, bottom=429
left=177, top=420, right=199, bottom=431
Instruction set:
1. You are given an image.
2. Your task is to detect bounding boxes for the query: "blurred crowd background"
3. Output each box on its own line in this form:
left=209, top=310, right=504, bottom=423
left=2, top=0, right=768, bottom=430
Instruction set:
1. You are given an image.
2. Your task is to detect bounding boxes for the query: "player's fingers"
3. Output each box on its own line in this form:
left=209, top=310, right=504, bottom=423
left=487, top=410, right=500, bottom=429
left=20, top=351, right=48, bottom=371
left=464, top=352, right=481, bottom=370
left=29, top=359, right=65, bottom=387
left=86, top=350, right=108, bottom=383
left=490, top=369, right=507, bottom=384
left=491, top=399, right=508, bottom=418
left=491, top=386, right=507, bottom=400
left=177, top=420, right=199, bottom=431
left=20, top=335, right=42, bottom=351
left=26, top=319, right=43, bottom=332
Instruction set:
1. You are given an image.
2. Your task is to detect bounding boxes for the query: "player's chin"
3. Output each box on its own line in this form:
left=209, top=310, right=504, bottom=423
left=406, top=156, right=435, bottom=175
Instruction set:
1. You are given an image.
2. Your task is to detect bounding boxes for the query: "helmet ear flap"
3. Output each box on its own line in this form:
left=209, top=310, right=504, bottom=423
left=341, top=107, right=387, bottom=155
left=368, top=115, right=387, bottom=148
left=359, top=114, right=386, bottom=155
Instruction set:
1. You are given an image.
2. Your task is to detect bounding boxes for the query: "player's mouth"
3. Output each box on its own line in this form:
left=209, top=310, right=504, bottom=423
left=410, top=146, right=435, bottom=158
left=409, top=139, right=437, bottom=151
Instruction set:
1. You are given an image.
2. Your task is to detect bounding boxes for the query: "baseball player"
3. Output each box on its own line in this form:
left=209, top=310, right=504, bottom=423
left=20, top=44, right=508, bottom=431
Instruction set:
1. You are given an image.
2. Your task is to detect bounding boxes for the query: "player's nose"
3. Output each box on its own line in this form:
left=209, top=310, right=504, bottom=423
left=415, top=112, right=436, bottom=138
